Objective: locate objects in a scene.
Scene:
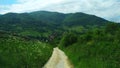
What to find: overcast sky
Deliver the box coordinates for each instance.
[0,0,120,22]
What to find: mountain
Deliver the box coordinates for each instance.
[0,11,109,30]
[30,11,109,27]
[0,11,109,40]
[30,11,66,25]
[63,12,108,26]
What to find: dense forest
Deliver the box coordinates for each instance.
[0,11,120,68]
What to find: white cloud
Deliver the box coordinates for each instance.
[0,0,120,22]
[0,0,65,13]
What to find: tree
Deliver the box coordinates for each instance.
[59,32,78,47]
[105,23,120,34]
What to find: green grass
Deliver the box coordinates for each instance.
[59,26,120,68]
[0,36,53,68]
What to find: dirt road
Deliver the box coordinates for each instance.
[43,47,74,68]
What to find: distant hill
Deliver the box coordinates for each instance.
[63,12,108,26]
[0,11,109,37]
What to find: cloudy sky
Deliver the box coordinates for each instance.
[0,0,120,22]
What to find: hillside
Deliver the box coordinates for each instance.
[0,11,109,44]
[0,11,120,68]
[0,32,53,68]
[0,11,108,34]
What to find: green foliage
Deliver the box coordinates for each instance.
[0,11,108,38]
[105,23,120,34]
[60,23,120,68]
[0,11,120,68]
[0,35,52,68]
[59,32,78,47]
[63,12,108,26]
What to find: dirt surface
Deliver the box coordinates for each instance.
[43,47,74,68]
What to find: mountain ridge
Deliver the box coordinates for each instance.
[0,11,109,27]
[0,11,109,39]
